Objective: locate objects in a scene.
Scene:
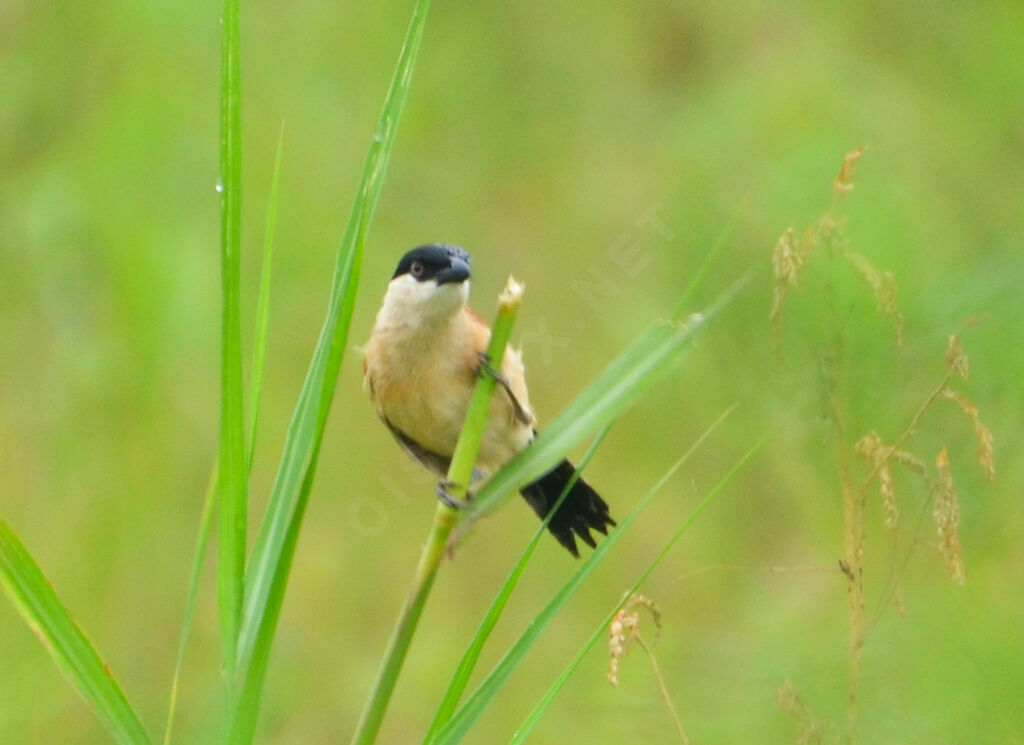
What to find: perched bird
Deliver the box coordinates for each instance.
[363,243,615,555]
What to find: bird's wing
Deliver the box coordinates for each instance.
[381,414,451,477]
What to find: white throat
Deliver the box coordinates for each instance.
[373,275,470,341]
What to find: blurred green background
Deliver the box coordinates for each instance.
[2,1,1022,743]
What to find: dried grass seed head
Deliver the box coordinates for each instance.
[834,145,867,199]
[933,448,965,585]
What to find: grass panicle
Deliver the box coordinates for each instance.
[606,595,688,744]
[833,145,865,199]
[932,448,965,584]
[844,251,904,346]
[772,148,995,743]
[607,595,659,688]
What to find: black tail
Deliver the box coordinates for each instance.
[520,459,615,557]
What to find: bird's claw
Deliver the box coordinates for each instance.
[475,351,505,384]
[475,351,531,425]
[436,479,472,510]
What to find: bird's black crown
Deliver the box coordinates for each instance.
[392,243,472,284]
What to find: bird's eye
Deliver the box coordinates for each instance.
[410,260,425,279]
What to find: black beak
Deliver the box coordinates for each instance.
[436,257,471,285]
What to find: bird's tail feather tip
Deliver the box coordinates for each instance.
[520,458,615,557]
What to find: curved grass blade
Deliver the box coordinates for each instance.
[427,408,740,745]
[162,466,218,745]
[422,425,612,744]
[509,435,762,745]
[0,519,152,745]
[217,0,246,685]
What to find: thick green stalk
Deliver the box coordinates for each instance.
[349,278,524,745]
[423,427,612,743]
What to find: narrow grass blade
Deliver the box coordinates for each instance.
[0,519,152,745]
[246,122,285,474]
[228,2,433,741]
[162,466,218,745]
[509,435,762,745]
[217,0,246,683]
[427,409,739,745]
[422,426,612,744]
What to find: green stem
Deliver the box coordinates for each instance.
[217,0,245,697]
[348,278,524,745]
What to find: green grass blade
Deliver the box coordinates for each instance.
[467,272,751,525]
[162,466,218,745]
[465,323,689,520]
[428,409,739,745]
[422,426,612,744]
[246,122,285,474]
[217,0,246,685]
[0,519,152,745]
[228,3,432,739]
[509,434,762,745]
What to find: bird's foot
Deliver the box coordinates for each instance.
[436,479,472,510]
[475,351,531,425]
[474,350,505,384]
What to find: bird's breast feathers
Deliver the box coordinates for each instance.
[365,306,535,473]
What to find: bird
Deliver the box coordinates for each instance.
[363,243,615,556]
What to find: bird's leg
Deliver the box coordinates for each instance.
[475,350,531,425]
[436,480,471,509]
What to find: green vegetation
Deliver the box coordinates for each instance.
[2,2,1022,744]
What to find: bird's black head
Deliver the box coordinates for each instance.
[392,243,472,285]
